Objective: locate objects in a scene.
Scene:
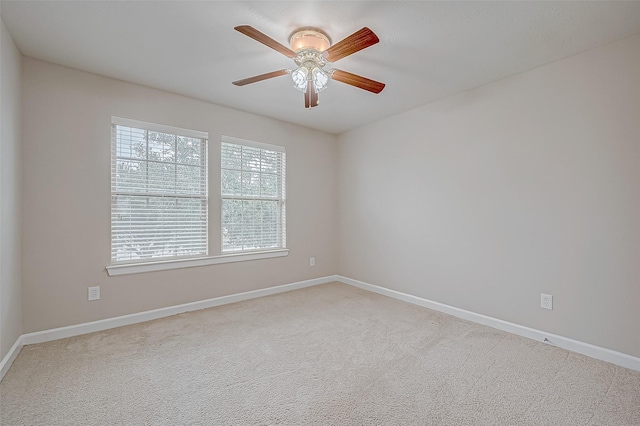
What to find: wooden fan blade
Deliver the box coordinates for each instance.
[323,27,379,63]
[304,82,311,108]
[304,81,319,108]
[232,69,288,86]
[235,25,297,58]
[310,85,319,108]
[331,69,385,94]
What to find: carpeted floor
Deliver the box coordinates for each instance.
[1,282,639,425]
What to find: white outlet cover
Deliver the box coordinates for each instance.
[88,286,100,301]
[541,293,553,310]
[309,257,316,267]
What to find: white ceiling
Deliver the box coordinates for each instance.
[3,1,640,134]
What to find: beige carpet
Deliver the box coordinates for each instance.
[1,282,639,425]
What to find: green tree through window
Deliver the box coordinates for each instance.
[221,137,286,252]
[111,118,208,262]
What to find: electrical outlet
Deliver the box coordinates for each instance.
[541,293,553,310]
[88,286,100,301]
[309,257,316,267]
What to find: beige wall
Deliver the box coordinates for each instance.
[338,34,640,357]
[10,30,640,361]
[21,58,338,333]
[0,17,23,360]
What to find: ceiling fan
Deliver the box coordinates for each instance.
[232,25,385,108]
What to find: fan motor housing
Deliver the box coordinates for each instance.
[289,27,331,52]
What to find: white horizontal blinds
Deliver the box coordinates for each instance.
[221,138,286,252]
[111,120,208,263]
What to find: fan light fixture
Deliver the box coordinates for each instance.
[288,28,332,96]
[232,25,385,109]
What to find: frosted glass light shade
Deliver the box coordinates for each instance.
[291,68,308,92]
[312,67,329,93]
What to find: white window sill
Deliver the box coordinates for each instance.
[106,249,289,277]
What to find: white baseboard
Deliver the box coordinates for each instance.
[0,275,338,381]
[3,274,638,381]
[0,336,25,381]
[336,275,640,372]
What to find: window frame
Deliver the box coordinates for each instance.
[105,122,290,277]
[110,116,209,265]
[220,135,287,254]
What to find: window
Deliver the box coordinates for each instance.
[111,117,208,263]
[221,136,286,252]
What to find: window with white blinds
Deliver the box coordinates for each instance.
[221,136,286,253]
[111,117,208,263]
